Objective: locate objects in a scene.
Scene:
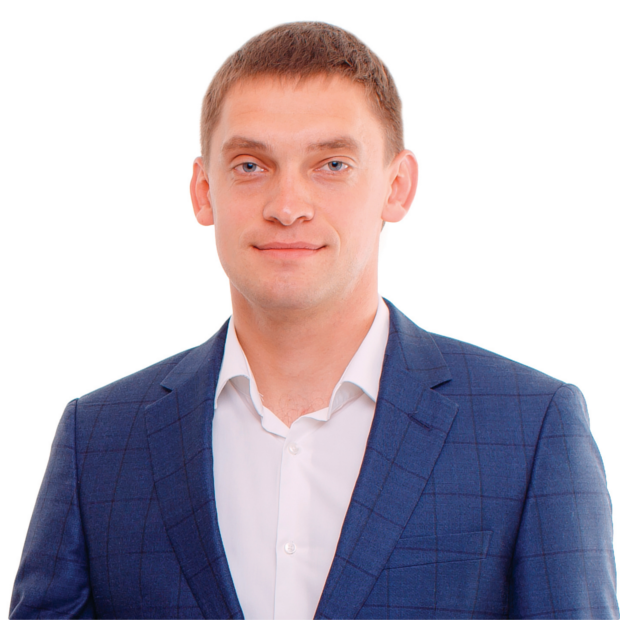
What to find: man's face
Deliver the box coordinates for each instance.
[192,74,416,312]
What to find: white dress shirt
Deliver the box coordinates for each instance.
[212,298,389,620]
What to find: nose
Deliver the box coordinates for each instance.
[263,169,314,226]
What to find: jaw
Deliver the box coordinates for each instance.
[230,266,340,313]
[227,244,379,319]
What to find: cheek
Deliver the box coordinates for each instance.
[327,184,384,245]
[212,200,244,267]
[214,174,268,220]
[211,187,251,241]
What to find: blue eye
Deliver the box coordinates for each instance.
[241,162,258,172]
[327,161,344,171]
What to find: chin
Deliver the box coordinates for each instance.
[237,277,340,313]
[253,289,324,312]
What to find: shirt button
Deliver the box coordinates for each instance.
[284,542,296,554]
[288,443,301,455]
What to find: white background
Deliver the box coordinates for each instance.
[1,1,619,613]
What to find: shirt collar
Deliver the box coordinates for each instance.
[214,297,390,420]
[214,317,261,411]
[336,296,389,404]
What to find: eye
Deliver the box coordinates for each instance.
[323,161,348,172]
[235,161,264,173]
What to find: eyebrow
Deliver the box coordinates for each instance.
[221,137,272,155]
[220,135,362,156]
[305,137,362,154]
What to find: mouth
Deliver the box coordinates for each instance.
[253,241,325,257]
[255,241,324,250]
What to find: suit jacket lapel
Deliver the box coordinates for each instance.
[144,322,243,620]
[315,300,459,619]
[142,301,457,620]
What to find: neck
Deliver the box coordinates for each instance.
[231,281,379,427]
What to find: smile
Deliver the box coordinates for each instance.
[253,242,325,257]
[255,242,324,250]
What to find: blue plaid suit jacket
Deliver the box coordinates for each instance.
[10,300,619,619]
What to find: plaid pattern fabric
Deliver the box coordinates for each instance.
[10,300,618,619]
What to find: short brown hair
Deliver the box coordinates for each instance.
[200,22,403,164]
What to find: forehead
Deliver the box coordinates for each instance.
[211,74,385,157]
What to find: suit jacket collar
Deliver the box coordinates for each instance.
[144,322,243,620]
[145,300,458,619]
[314,299,459,618]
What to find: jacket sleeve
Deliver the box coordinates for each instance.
[509,384,619,619]
[10,400,95,619]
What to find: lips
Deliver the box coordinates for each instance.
[252,241,325,259]
[255,242,324,250]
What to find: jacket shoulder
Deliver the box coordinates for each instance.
[76,346,196,408]
[68,347,202,454]
[70,321,229,447]
[430,332,564,396]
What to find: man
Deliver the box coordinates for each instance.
[9,21,618,620]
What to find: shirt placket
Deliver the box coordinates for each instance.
[273,417,318,620]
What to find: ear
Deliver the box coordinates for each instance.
[381,150,418,223]
[190,156,214,226]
